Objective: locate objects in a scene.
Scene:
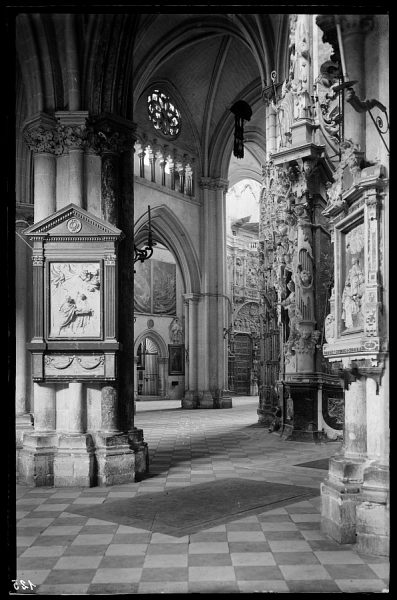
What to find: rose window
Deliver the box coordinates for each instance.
[147,89,181,137]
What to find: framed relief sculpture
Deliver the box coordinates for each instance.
[49,262,101,339]
[23,203,123,381]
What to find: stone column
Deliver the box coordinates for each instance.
[321,376,367,543]
[182,294,199,408]
[197,178,216,408]
[215,180,232,409]
[52,111,96,486]
[15,217,34,452]
[19,114,58,486]
[54,382,95,487]
[90,116,148,483]
[158,358,168,398]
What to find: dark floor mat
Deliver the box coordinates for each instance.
[294,458,329,470]
[67,478,317,537]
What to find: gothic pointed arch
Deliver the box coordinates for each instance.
[134,204,201,296]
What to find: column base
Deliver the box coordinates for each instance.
[182,390,198,409]
[320,478,362,544]
[54,433,96,487]
[18,432,58,487]
[219,393,233,409]
[128,427,149,482]
[281,423,324,442]
[197,390,214,409]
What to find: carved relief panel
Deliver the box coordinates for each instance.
[322,160,387,373]
[24,204,124,381]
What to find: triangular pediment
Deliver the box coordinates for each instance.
[23,204,124,240]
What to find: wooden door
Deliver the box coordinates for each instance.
[234,333,252,395]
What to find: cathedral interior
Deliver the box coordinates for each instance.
[10,9,389,594]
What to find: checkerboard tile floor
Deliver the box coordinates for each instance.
[13,398,389,594]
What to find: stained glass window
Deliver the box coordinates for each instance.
[147,89,181,137]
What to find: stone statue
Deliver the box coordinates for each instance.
[341,257,365,329]
[280,280,301,351]
[169,317,183,343]
[324,313,336,343]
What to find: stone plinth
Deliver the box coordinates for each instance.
[92,429,148,486]
[198,391,214,409]
[356,462,389,556]
[356,501,389,556]
[18,432,58,487]
[54,433,95,487]
[219,392,233,409]
[320,478,362,544]
[182,390,198,409]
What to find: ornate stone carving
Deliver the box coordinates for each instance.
[324,139,366,212]
[57,124,88,151]
[101,154,119,224]
[23,125,63,155]
[324,313,336,344]
[234,302,260,336]
[316,60,342,147]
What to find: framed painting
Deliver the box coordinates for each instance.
[48,261,102,339]
[168,344,185,375]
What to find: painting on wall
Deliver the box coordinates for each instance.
[134,259,176,315]
[134,259,152,313]
[49,262,101,338]
[153,260,176,314]
[168,344,184,375]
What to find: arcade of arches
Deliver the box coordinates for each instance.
[13,12,389,557]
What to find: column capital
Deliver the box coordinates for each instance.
[87,114,137,156]
[338,14,374,37]
[55,110,90,152]
[16,203,34,227]
[23,113,61,155]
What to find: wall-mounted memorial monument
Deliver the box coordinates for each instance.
[23,203,124,382]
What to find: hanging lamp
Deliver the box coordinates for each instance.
[230,100,252,159]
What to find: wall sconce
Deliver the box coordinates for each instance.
[134,205,156,266]
[230,100,252,159]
